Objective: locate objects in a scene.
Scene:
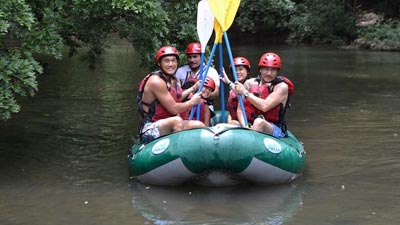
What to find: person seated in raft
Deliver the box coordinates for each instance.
[220,56,252,126]
[137,46,206,144]
[232,52,294,138]
[176,42,220,112]
[190,77,216,126]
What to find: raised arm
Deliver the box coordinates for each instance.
[179,80,200,101]
[146,76,202,115]
[234,81,288,113]
[220,67,233,85]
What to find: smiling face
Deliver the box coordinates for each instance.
[259,66,279,83]
[201,86,213,99]
[159,55,178,76]
[235,65,249,83]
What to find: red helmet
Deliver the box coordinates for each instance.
[230,57,251,71]
[203,77,215,91]
[258,52,281,69]
[155,46,179,63]
[186,42,202,54]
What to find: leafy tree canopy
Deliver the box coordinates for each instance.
[1,0,198,120]
[236,0,295,33]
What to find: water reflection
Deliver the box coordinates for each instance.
[131,182,304,225]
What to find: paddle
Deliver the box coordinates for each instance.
[208,0,240,32]
[215,21,226,123]
[189,18,223,121]
[197,0,215,49]
[189,0,215,120]
[208,0,249,127]
[214,18,224,44]
[218,42,226,123]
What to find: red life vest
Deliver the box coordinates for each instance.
[244,76,294,128]
[227,90,239,120]
[190,98,208,123]
[182,73,200,90]
[137,71,189,122]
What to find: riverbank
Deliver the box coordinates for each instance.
[345,12,400,51]
[230,11,400,52]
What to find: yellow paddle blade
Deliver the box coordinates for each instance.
[208,0,226,30]
[208,0,240,31]
[214,19,223,43]
[224,0,240,30]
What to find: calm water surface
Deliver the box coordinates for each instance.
[1,40,399,225]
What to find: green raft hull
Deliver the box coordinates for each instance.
[128,121,306,186]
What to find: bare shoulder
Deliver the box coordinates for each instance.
[147,75,166,89]
[274,81,289,94]
[145,75,168,98]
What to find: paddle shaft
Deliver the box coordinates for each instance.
[196,54,206,120]
[191,0,214,121]
[218,43,226,123]
[189,44,218,120]
[223,32,249,126]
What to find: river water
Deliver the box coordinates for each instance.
[1,39,399,225]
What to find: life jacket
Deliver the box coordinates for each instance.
[182,71,200,90]
[137,71,189,123]
[181,70,217,109]
[244,76,294,135]
[190,98,207,123]
[227,90,239,120]
[183,92,216,125]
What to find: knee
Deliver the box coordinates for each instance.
[172,116,184,131]
[172,116,183,123]
[192,120,206,128]
[231,120,241,126]
[184,120,205,129]
[252,118,263,131]
[253,118,262,126]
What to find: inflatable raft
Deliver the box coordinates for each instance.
[128,120,306,186]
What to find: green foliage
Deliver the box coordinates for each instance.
[287,0,356,45]
[1,0,199,120]
[1,0,61,120]
[355,21,400,50]
[116,1,198,68]
[236,0,295,33]
[162,1,199,67]
[114,0,170,67]
[0,51,42,120]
